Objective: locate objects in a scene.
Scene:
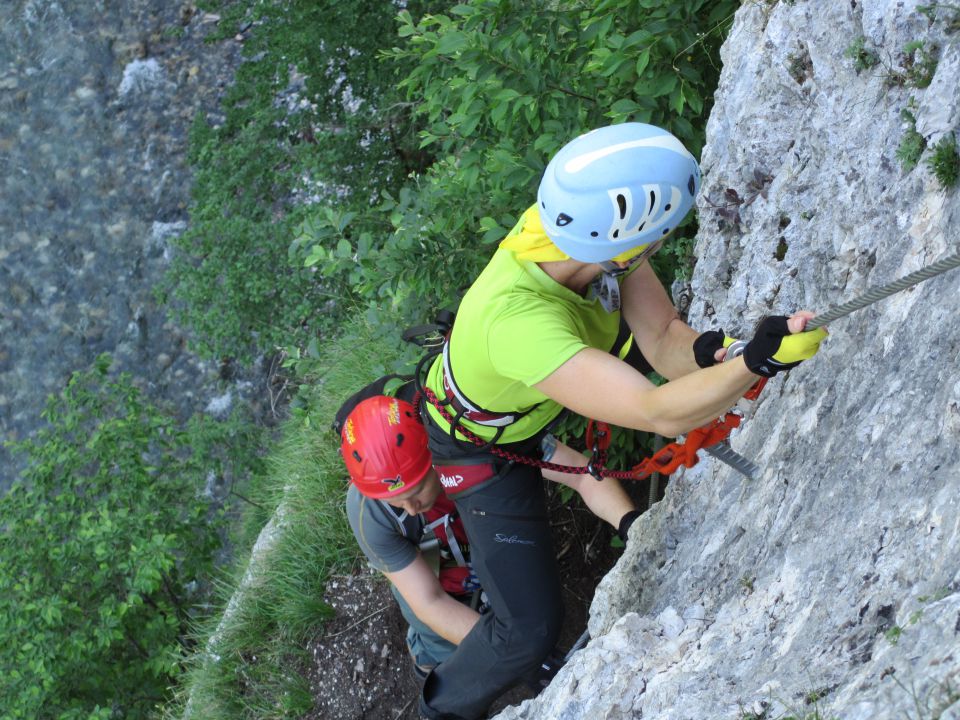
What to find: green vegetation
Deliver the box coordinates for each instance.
[168,0,738,363]
[885,624,904,644]
[738,691,838,720]
[897,107,927,171]
[162,0,441,361]
[926,133,960,188]
[298,0,736,315]
[844,36,881,73]
[163,320,402,720]
[0,355,263,719]
[844,35,939,89]
[900,40,939,88]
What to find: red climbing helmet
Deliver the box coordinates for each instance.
[340,396,433,499]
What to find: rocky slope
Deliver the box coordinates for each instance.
[0,1,251,491]
[497,2,960,718]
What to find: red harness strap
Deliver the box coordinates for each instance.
[422,494,475,596]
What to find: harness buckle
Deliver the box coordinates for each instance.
[587,429,607,481]
[586,456,604,482]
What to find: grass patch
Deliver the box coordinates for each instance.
[162,318,409,719]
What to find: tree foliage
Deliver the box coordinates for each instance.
[297,0,738,327]
[0,355,261,719]
[168,0,737,361]
[163,0,440,360]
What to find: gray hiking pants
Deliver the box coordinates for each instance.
[418,458,563,720]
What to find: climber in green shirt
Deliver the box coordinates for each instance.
[417,123,828,720]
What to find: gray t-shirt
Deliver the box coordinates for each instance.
[346,485,424,573]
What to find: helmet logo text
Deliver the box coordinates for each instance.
[384,475,405,492]
[387,399,401,426]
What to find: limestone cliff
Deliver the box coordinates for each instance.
[497,2,960,718]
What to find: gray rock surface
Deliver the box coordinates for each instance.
[497,2,960,718]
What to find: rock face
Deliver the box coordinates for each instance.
[497,2,960,718]
[0,2,250,491]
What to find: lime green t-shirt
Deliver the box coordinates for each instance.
[425,247,621,443]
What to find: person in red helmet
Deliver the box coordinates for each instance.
[340,393,638,684]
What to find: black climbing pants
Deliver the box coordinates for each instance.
[418,446,564,720]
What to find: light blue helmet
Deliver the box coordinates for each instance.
[536,123,701,263]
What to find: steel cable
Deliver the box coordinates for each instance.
[808,251,960,330]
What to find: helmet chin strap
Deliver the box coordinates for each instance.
[591,240,664,312]
[597,260,629,276]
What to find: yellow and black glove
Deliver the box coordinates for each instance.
[693,330,739,368]
[743,316,827,377]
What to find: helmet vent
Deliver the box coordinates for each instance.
[687,175,696,195]
[648,190,657,212]
[664,203,672,211]
[637,222,645,232]
[352,451,362,462]
[396,433,405,447]
[556,213,573,227]
[613,229,620,238]
[615,194,627,219]
[590,231,599,237]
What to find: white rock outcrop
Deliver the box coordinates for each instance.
[498,2,960,718]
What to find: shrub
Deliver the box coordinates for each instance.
[896,108,927,171]
[162,0,442,361]
[0,354,261,719]
[844,36,881,73]
[926,132,959,187]
[298,0,739,326]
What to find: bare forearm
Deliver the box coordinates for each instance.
[417,594,480,645]
[543,443,636,528]
[536,349,757,439]
[621,263,701,380]
[385,559,481,646]
[638,357,756,436]
[643,316,701,379]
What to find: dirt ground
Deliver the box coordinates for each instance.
[301,479,657,719]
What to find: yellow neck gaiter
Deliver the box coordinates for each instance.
[498,204,569,263]
[499,204,655,265]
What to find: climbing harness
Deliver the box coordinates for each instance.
[381,495,481,599]
[409,311,757,482]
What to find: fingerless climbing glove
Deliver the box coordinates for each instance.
[693,330,739,368]
[742,316,827,378]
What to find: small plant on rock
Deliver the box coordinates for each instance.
[900,40,938,88]
[845,36,880,72]
[926,133,960,188]
[896,108,927,171]
[885,624,903,644]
